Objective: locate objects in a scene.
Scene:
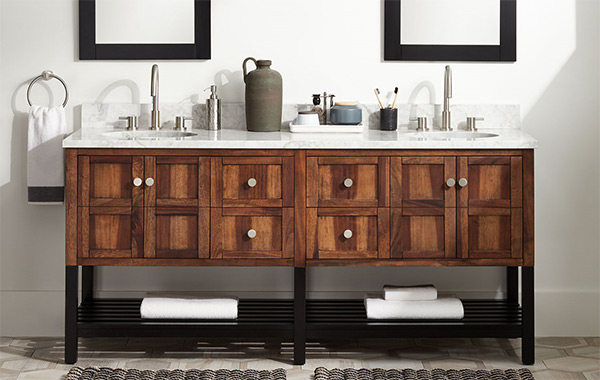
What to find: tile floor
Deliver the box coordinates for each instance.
[0,337,598,380]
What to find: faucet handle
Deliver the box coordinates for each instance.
[410,117,429,132]
[119,116,138,130]
[466,117,484,131]
[174,116,191,131]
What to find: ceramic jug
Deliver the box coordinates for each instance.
[243,57,282,132]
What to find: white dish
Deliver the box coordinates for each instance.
[290,120,363,133]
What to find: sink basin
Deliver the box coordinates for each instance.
[406,131,499,140]
[103,131,198,140]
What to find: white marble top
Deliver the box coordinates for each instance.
[63,127,538,149]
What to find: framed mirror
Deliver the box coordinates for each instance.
[79,0,210,60]
[384,0,516,61]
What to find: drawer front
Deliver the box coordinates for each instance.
[212,157,294,207]
[211,208,293,259]
[307,157,389,208]
[145,207,210,259]
[145,156,210,207]
[78,156,144,207]
[307,208,390,259]
[78,207,143,259]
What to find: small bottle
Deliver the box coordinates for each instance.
[206,85,221,130]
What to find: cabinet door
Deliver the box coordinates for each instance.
[307,157,389,208]
[391,157,456,208]
[457,156,523,259]
[78,156,144,207]
[212,157,294,207]
[307,208,390,259]
[78,207,143,258]
[145,207,210,259]
[144,156,210,207]
[391,208,456,259]
[211,208,293,259]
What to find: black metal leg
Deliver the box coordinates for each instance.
[65,266,79,364]
[82,266,94,302]
[521,266,535,365]
[506,267,518,304]
[293,267,306,365]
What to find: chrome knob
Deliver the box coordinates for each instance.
[343,229,353,239]
[247,229,257,239]
[247,178,257,188]
[343,178,353,188]
[145,177,154,187]
[446,178,456,188]
[133,177,143,187]
[458,178,468,187]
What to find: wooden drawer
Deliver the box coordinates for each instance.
[307,208,390,259]
[211,208,293,259]
[212,157,294,207]
[307,157,389,208]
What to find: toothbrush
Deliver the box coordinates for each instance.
[374,88,384,109]
[391,87,399,109]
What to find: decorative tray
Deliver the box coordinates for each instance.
[289,121,364,133]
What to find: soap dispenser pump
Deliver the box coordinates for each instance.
[205,85,221,130]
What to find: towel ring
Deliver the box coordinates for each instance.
[27,70,69,108]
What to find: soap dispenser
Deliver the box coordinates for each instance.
[205,85,221,130]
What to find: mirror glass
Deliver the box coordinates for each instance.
[95,0,195,44]
[400,0,500,45]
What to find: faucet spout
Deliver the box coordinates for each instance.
[442,65,452,131]
[150,64,160,130]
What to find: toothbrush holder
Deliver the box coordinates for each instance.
[380,108,398,131]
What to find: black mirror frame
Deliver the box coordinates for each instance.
[384,0,516,62]
[79,0,211,60]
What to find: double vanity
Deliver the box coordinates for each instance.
[63,113,536,366]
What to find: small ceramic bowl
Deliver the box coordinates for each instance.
[330,102,362,125]
[296,111,320,126]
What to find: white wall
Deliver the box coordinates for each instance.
[1,0,598,336]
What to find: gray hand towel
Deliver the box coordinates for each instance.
[27,105,67,204]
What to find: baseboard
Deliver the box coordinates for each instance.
[1,290,598,336]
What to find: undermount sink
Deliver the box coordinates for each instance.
[103,131,198,140]
[406,131,499,140]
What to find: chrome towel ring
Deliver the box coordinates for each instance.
[27,70,69,108]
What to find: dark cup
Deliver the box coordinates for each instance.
[380,108,398,131]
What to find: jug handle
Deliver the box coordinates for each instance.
[243,57,257,84]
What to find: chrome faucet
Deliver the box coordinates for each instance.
[442,65,452,131]
[150,64,160,130]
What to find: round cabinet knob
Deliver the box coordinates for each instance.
[458,178,468,187]
[247,229,257,239]
[247,178,257,188]
[145,177,154,187]
[343,229,353,239]
[133,177,143,187]
[446,178,456,188]
[343,178,353,188]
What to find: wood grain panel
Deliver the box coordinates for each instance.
[306,157,319,207]
[511,208,523,259]
[211,157,223,207]
[144,156,156,207]
[378,208,390,259]
[319,157,378,165]
[316,159,378,207]
[78,156,90,207]
[79,258,293,266]
[155,158,199,206]
[307,258,524,267]
[391,208,444,259]
[511,156,523,208]
[294,150,307,266]
[146,207,209,259]
[131,207,143,258]
[460,207,522,260]
[66,150,78,265]
[394,156,454,208]
[523,150,534,266]
[378,157,390,207]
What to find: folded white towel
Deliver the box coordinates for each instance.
[364,294,464,320]
[140,294,239,319]
[27,105,68,204]
[383,284,438,301]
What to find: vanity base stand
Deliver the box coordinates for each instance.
[522,266,535,365]
[294,267,306,365]
[65,266,78,364]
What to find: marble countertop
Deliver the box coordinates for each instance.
[62,127,538,149]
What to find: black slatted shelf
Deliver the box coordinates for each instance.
[78,299,294,338]
[306,299,522,339]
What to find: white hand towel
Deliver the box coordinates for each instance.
[364,294,464,320]
[383,284,438,301]
[27,105,68,204]
[140,294,239,319]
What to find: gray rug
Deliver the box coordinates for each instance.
[314,367,535,380]
[66,367,287,380]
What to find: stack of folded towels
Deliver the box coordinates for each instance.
[140,294,238,319]
[364,284,464,320]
